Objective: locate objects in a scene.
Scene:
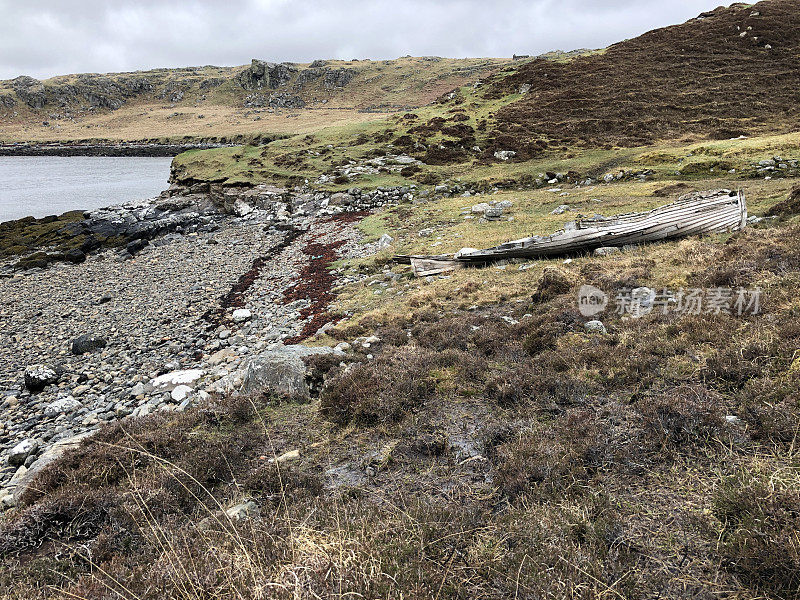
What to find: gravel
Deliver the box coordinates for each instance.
[0,200,375,491]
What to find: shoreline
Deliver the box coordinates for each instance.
[0,182,393,501]
[0,142,230,157]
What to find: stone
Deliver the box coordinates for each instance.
[594,246,620,257]
[225,499,260,521]
[126,238,148,255]
[71,334,107,355]
[471,203,491,214]
[24,364,60,392]
[484,206,503,219]
[232,308,252,323]
[233,199,254,217]
[551,204,570,215]
[208,348,237,366]
[149,369,204,393]
[44,396,82,416]
[171,385,192,402]
[493,150,516,161]
[8,438,38,467]
[376,233,394,249]
[584,320,607,334]
[329,192,353,206]
[65,248,87,264]
[240,345,335,400]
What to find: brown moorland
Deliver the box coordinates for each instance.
[492,0,800,148]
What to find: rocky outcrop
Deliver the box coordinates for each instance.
[7,73,157,111]
[237,60,297,90]
[294,66,357,90]
[323,68,357,89]
[11,76,46,109]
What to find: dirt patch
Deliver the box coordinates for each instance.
[766,185,800,217]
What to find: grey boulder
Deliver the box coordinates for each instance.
[8,439,39,467]
[24,364,61,392]
[71,334,107,355]
[240,345,337,400]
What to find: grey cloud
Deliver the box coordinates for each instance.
[0,0,723,80]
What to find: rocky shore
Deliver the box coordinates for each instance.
[0,142,231,157]
[0,180,401,508]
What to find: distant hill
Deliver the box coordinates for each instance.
[0,57,514,144]
[0,57,512,115]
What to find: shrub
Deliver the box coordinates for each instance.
[711,468,800,597]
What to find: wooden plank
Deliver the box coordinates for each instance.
[397,190,747,268]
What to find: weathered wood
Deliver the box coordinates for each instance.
[398,189,746,276]
[409,257,464,277]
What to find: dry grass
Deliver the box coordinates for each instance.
[0,103,391,144]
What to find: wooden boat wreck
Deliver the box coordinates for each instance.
[396,189,747,277]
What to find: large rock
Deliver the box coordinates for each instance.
[240,345,336,400]
[10,432,93,504]
[149,369,204,393]
[237,59,296,90]
[71,334,107,355]
[44,396,82,416]
[232,308,252,323]
[24,364,61,392]
[8,439,38,467]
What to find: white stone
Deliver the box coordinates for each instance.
[233,199,254,217]
[493,150,516,161]
[226,499,260,521]
[8,439,38,466]
[232,308,252,323]
[376,233,394,249]
[149,369,204,392]
[44,396,82,416]
[171,385,192,402]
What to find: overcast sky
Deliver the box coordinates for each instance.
[1,0,723,80]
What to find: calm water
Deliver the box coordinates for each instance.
[0,156,173,222]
